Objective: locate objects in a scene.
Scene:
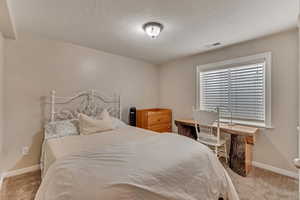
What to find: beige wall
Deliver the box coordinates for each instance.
[298,15,300,161]
[159,29,299,172]
[0,32,4,173]
[2,30,299,173]
[3,36,160,171]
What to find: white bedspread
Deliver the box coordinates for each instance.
[36,127,239,200]
[41,127,153,176]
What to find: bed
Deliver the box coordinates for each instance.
[35,90,239,200]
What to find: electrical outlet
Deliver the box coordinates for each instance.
[22,146,29,155]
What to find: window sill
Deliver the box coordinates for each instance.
[220,119,273,129]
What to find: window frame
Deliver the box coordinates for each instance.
[195,52,272,128]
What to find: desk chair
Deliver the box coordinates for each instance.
[192,108,228,163]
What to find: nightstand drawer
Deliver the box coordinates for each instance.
[149,123,172,133]
[136,108,172,132]
[148,113,171,125]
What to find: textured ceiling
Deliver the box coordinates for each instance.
[8,0,299,64]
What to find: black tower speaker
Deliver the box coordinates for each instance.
[129,107,136,126]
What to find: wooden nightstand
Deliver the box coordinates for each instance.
[136,108,172,133]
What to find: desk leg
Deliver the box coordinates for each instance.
[229,135,254,177]
[245,136,254,175]
[229,135,246,177]
[176,123,197,140]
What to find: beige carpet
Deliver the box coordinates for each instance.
[0,167,298,200]
[226,167,298,200]
[0,170,41,200]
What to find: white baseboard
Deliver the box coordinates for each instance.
[0,173,4,190]
[252,161,298,179]
[2,164,41,179]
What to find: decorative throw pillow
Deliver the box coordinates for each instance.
[44,120,79,140]
[95,109,127,128]
[111,117,128,129]
[79,110,114,135]
[99,109,111,120]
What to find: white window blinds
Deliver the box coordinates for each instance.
[199,62,265,123]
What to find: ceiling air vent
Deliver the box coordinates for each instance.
[205,42,222,48]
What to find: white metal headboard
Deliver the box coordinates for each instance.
[45,90,121,122]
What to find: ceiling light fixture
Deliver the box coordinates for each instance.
[143,22,164,39]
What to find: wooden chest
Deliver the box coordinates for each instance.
[136,108,172,133]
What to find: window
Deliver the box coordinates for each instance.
[196,53,271,127]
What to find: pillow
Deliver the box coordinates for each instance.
[99,109,111,120]
[79,110,114,135]
[111,117,128,129]
[98,110,127,128]
[44,120,79,140]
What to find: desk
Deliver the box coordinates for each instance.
[175,119,259,177]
